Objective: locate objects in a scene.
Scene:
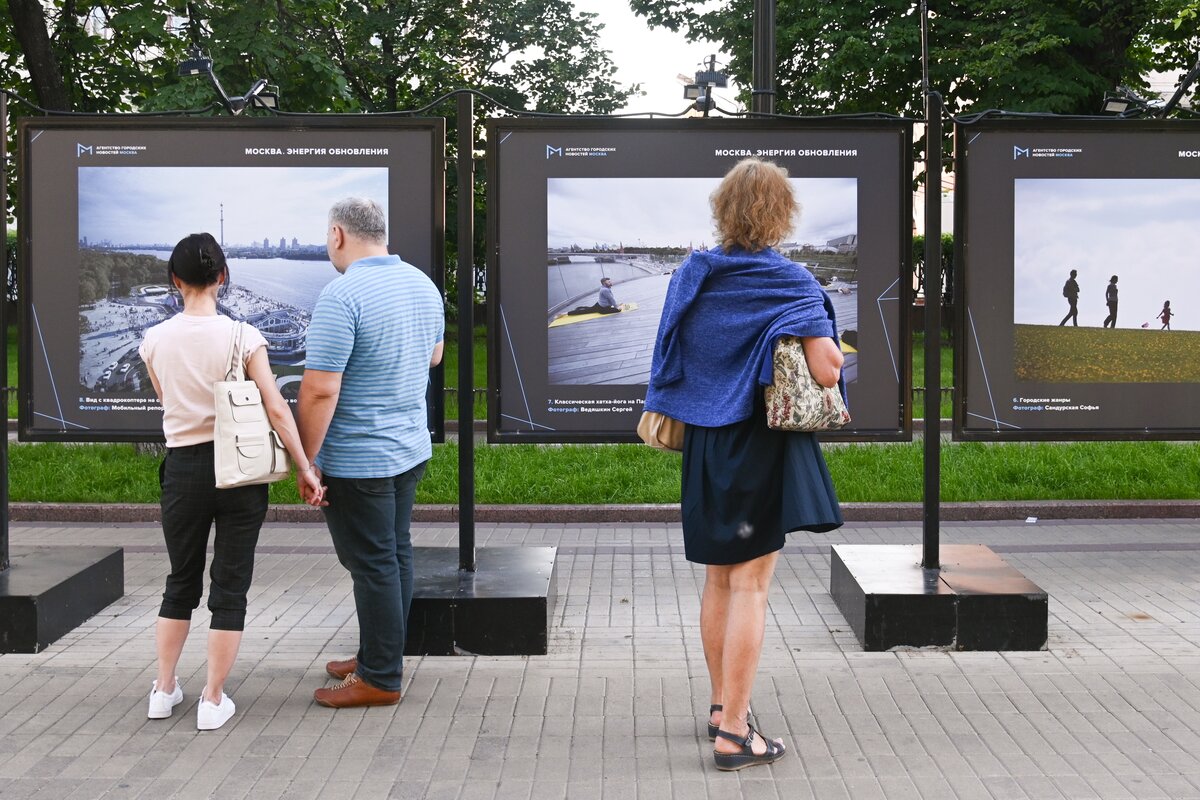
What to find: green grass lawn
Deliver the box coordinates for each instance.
[1014,323,1200,382]
[11,439,1200,505]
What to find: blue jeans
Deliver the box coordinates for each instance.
[321,461,427,692]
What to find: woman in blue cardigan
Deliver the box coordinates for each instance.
[645,158,844,771]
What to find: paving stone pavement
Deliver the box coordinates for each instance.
[1,518,1199,799]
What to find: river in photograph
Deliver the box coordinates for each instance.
[227,258,335,312]
[121,250,335,312]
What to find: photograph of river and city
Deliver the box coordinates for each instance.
[77,166,387,400]
[1012,178,1200,382]
[546,177,859,385]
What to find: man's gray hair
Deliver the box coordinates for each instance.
[329,197,387,244]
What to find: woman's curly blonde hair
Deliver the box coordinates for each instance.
[710,158,799,252]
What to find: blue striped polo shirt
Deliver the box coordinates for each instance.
[306,254,444,478]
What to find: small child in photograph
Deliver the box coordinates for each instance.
[1158,300,1173,330]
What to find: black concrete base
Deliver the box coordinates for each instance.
[830,544,1047,651]
[405,546,557,656]
[0,546,125,653]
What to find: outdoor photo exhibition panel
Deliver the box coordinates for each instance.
[954,119,1200,440]
[487,118,912,443]
[18,117,445,442]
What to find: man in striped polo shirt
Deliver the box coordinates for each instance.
[298,197,444,708]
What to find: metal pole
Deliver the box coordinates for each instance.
[922,93,942,570]
[1,90,10,571]
[702,54,715,118]
[752,0,777,114]
[920,0,941,570]
[456,91,476,572]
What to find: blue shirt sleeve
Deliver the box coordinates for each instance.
[306,291,355,373]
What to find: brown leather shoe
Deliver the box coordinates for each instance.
[325,657,357,680]
[313,672,400,708]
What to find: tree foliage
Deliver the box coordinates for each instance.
[1175,1,1200,28]
[630,0,1199,118]
[3,1,633,114]
[77,249,162,304]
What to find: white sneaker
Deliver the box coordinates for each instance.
[196,690,235,731]
[147,678,183,719]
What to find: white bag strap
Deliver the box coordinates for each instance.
[224,321,245,382]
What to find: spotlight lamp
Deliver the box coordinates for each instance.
[177,48,213,78]
[1100,85,1152,117]
[177,46,275,116]
[253,86,280,110]
[684,54,727,116]
[1101,94,1131,115]
[694,70,728,89]
[1101,58,1199,119]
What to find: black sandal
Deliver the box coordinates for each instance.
[713,724,786,771]
[708,702,754,740]
[707,704,722,740]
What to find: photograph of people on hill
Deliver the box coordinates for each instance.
[1012,178,1200,382]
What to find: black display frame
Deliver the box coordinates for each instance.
[486,116,914,444]
[17,115,446,443]
[953,116,1200,441]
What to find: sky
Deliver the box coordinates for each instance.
[1013,179,1200,330]
[78,167,387,247]
[547,177,857,251]
[570,1,738,115]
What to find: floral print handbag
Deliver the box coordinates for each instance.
[764,335,851,432]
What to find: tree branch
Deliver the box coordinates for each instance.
[5,0,72,110]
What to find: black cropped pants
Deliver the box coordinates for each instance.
[158,442,268,631]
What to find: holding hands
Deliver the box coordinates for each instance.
[298,465,328,507]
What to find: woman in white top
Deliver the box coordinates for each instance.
[138,233,324,730]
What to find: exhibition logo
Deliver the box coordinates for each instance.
[1013,145,1081,159]
[545,144,615,159]
[75,142,147,157]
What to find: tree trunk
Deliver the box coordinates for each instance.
[5,0,72,111]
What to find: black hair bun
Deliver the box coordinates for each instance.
[198,245,223,282]
[169,232,227,288]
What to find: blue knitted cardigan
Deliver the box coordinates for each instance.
[644,246,839,428]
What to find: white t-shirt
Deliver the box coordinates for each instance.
[139,314,268,447]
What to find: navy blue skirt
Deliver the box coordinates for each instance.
[681,408,843,565]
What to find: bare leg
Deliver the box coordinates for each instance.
[715,551,782,756]
[155,617,190,692]
[203,630,243,702]
[701,565,732,729]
